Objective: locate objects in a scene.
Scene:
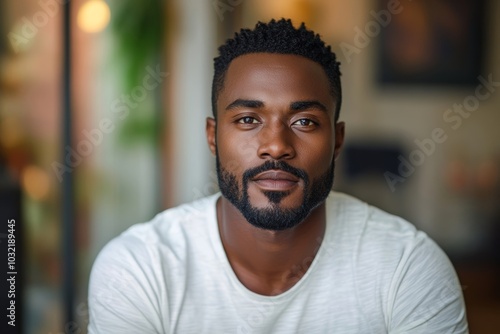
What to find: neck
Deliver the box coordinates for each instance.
[216,196,327,296]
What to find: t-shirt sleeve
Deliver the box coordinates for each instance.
[387,234,468,333]
[87,234,166,334]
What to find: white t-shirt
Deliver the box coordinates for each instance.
[88,192,468,333]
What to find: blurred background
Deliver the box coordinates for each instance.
[0,0,499,333]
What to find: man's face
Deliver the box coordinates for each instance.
[207,53,344,230]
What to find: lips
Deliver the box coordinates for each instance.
[252,170,300,191]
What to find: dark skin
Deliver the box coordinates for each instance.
[206,53,345,296]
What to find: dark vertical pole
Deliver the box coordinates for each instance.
[62,0,74,328]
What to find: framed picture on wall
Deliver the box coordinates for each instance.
[377,0,486,85]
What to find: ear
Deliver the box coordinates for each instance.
[206,117,217,156]
[334,121,345,160]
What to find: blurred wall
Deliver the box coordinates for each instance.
[163,0,217,208]
[328,0,500,252]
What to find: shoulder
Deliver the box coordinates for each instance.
[327,191,453,278]
[88,194,220,333]
[327,191,427,254]
[326,192,467,332]
[99,193,219,258]
[90,193,219,289]
[92,193,219,272]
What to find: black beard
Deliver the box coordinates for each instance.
[216,156,335,231]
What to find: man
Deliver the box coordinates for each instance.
[89,19,468,333]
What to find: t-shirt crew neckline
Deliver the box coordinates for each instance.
[207,192,332,304]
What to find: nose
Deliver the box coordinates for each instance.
[257,122,296,160]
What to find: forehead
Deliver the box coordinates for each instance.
[219,53,334,111]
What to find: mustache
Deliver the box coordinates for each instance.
[242,160,309,184]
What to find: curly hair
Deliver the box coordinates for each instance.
[212,18,342,121]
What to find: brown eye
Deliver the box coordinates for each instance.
[238,117,258,124]
[292,119,315,127]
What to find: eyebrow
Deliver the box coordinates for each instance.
[225,99,328,112]
[290,100,328,112]
[225,99,264,110]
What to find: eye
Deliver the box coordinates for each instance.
[292,118,316,127]
[237,116,259,124]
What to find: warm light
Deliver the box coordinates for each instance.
[77,0,111,33]
[21,166,51,201]
[254,0,314,27]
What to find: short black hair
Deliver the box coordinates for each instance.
[212,18,342,122]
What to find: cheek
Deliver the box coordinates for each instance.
[217,131,258,176]
[297,138,335,174]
